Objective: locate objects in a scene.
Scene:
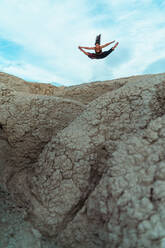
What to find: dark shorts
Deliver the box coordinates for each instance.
[88,48,114,60]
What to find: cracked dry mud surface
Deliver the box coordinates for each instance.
[1,72,165,248]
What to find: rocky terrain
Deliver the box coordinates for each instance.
[1,71,165,248]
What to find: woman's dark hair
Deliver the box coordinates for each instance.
[95,34,101,45]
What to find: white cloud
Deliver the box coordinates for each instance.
[102,0,165,78]
[0,0,164,85]
[0,57,66,84]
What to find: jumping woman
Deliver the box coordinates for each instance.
[78,34,119,59]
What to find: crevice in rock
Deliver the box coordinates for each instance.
[6,166,33,200]
[151,82,165,118]
[55,145,110,237]
[55,171,103,237]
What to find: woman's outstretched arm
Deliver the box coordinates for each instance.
[101,40,115,49]
[79,46,95,50]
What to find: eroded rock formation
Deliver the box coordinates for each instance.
[1,72,165,248]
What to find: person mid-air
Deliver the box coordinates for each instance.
[78,34,119,59]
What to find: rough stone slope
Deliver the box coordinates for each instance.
[0,72,59,96]
[1,71,151,104]
[1,72,165,248]
[0,83,85,192]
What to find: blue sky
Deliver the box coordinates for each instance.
[0,0,165,86]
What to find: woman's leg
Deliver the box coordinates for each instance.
[97,42,119,59]
[112,42,119,50]
[98,48,113,59]
[79,47,90,56]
